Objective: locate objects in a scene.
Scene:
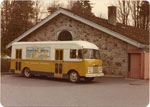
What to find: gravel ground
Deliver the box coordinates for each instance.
[1,75,149,107]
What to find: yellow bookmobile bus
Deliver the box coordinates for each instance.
[10,41,104,82]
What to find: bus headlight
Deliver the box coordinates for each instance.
[88,67,93,73]
[88,66,102,73]
[98,67,102,72]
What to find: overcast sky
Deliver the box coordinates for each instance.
[41,0,117,19]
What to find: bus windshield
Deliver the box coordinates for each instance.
[78,49,101,59]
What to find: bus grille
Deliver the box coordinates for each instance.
[93,66,98,73]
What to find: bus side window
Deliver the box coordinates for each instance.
[16,49,19,59]
[55,50,59,60]
[60,50,63,60]
[16,49,22,59]
[19,50,22,59]
[70,50,76,58]
[55,63,58,73]
[78,50,82,58]
[55,49,63,60]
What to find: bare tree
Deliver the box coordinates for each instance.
[129,0,142,28]
[1,0,11,54]
[47,0,64,14]
[67,0,75,9]
[129,0,149,30]
[34,0,42,24]
[116,0,131,25]
[1,0,11,38]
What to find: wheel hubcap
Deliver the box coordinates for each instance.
[70,72,78,82]
[25,69,30,77]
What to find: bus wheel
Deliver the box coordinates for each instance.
[69,71,80,83]
[24,68,31,78]
[84,77,94,82]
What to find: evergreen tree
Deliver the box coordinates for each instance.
[47,0,64,14]
[130,0,149,30]
[1,1,35,54]
[139,1,149,30]
[71,0,94,18]
[34,0,42,24]
[83,0,94,17]
[7,1,35,44]
[1,0,11,54]
[1,0,11,37]
[47,0,94,18]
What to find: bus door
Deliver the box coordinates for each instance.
[15,49,22,73]
[55,49,63,78]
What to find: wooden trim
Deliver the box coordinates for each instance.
[128,49,143,53]
[140,52,144,78]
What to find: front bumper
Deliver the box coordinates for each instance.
[85,73,104,77]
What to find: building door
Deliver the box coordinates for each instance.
[55,49,63,78]
[129,53,141,78]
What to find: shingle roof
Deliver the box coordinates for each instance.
[62,8,149,45]
[6,8,149,48]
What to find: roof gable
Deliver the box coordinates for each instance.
[6,8,149,48]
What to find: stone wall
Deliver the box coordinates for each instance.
[25,14,128,77]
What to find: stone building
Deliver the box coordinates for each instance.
[7,7,149,79]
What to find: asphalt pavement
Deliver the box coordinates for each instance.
[1,75,149,107]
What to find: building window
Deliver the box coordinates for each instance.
[58,30,72,41]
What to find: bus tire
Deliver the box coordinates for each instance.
[84,77,94,82]
[68,71,80,83]
[23,68,31,78]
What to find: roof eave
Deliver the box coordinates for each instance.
[139,44,150,49]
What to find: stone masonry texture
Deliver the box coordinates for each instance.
[24,14,128,77]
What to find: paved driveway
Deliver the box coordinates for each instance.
[1,75,149,107]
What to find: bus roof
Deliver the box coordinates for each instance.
[12,41,99,50]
